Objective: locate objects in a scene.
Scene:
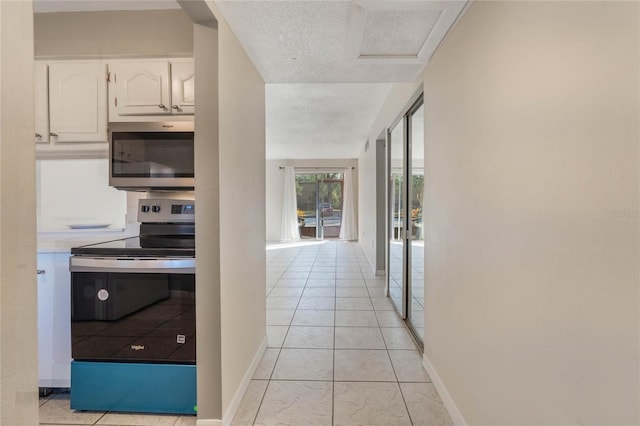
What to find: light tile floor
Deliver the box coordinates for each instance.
[39,240,451,426]
[38,391,196,426]
[237,240,452,426]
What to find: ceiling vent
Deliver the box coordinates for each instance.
[349,0,465,64]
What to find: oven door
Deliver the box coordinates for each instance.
[70,257,195,364]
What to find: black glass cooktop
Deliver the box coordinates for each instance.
[71,236,195,257]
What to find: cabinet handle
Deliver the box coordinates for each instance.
[49,132,58,137]
[172,105,180,110]
[35,133,42,138]
[37,269,45,275]
[158,104,166,110]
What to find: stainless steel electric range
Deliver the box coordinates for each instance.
[69,199,196,415]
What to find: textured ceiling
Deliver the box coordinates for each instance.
[215,1,466,83]
[266,84,393,159]
[359,9,440,57]
[33,0,467,160]
[215,0,466,159]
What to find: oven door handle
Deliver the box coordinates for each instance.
[69,257,195,274]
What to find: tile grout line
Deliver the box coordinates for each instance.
[372,244,416,426]
[254,248,308,425]
[331,243,337,426]
[264,242,421,426]
[92,410,108,425]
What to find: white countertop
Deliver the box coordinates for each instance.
[37,228,135,253]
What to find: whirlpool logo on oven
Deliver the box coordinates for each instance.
[131,345,145,351]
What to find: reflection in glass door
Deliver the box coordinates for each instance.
[296,173,344,239]
[388,121,405,317]
[387,94,424,348]
[408,102,424,340]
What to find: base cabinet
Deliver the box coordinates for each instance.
[38,252,71,388]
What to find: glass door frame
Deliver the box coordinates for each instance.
[387,116,407,319]
[386,92,424,349]
[318,176,344,240]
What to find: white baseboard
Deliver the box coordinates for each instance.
[196,420,223,426]
[422,354,467,426]
[222,336,268,426]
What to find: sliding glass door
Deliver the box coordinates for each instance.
[319,177,343,238]
[296,173,344,239]
[387,94,424,347]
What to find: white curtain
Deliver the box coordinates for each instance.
[339,168,358,240]
[280,166,300,241]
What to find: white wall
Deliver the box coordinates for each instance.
[266,159,358,242]
[0,1,39,424]
[357,138,379,272]
[191,16,222,423]
[34,9,193,58]
[36,159,126,231]
[213,2,267,422]
[190,5,267,419]
[420,1,639,424]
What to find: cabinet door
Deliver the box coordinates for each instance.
[170,61,194,115]
[49,62,107,143]
[38,252,72,388]
[110,61,171,116]
[34,62,49,144]
[37,254,54,386]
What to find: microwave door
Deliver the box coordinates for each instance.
[109,122,194,190]
[149,162,177,176]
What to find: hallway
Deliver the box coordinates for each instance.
[232,240,451,425]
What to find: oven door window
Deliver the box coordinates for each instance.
[71,272,195,363]
[111,132,194,178]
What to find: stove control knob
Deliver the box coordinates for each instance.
[141,205,150,213]
[152,205,161,213]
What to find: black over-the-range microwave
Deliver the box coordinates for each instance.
[109,122,195,191]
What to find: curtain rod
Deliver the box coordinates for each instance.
[279,166,355,170]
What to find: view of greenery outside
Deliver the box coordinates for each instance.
[295,173,344,238]
[411,174,423,214]
[296,173,343,217]
[391,173,424,239]
[392,174,423,216]
[391,174,402,216]
[411,173,424,240]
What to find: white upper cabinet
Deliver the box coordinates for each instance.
[170,60,195,115]
[109,61,172,117]
[48,62,108,143]
[34,62,49,144]
[108,59,194,121]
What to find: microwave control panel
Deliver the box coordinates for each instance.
[138,199,195,223]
